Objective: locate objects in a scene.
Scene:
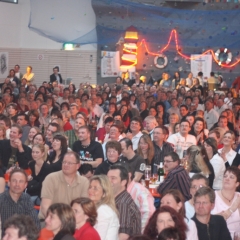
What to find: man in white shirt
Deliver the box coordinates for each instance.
[126,117,143,151]
[214,99,228,115]
[204,98,219,130]
[91,94,104,118]
[167,119,196,158]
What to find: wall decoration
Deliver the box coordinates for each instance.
[101,51,120,77]
[215,48,232,65]
[0,52,8,78]
[154,54,168,69]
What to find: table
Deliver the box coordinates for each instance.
[149,183,161,198]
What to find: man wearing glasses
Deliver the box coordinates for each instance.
[39,152,89,221]
[192,187,231,240]
[157,152,191,201]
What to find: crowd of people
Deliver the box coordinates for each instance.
[0,65,240,240]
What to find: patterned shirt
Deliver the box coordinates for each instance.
[65,129,78,149]
[115,190,141,236]
[157,165,191,201]
[0,191,40,233]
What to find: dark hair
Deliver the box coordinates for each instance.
[79,164,93,175]
[109,164,129,187]
[48,122,60,132]
[46,203,75,235]
[0,115,11,128]
[63,88,70,93]
[158,227,180,240]
[129,235,151,240]
[224,166,240,183]
[51,109,63,120]
[33,133,46,144]
[10,168,27,182]
[104,116,114,125]
[144,206,187,240]
[130,116,143,131]
[17,113,29,123]
[179,104,188,111]
[106,140,121,155]
[204,137,218,156]
[164,152,180,163]
[11,124,23,135]
[60,102,70,110]
[49,135,68,163]
[71,198,97,226]
[118,105,130,122]
[190,173,209,186]
[194,186,215,204]
[120,137,133,149]
[4,215,39,240]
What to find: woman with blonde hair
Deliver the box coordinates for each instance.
[88,175,119,240]
[185,145,214,188]
[165,113,179,136]
[61,110,73,132]
[0,125,6,140]
[137,134,154,166]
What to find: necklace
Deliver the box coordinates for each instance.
[81,143,90,148]
[221,190,234,203]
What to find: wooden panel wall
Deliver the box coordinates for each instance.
[0,48,97,87]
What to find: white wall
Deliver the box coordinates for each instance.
[0,0,97,50]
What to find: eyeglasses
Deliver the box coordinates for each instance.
[163,160,174,163]
[190,185,204,190]
[62,161,78,166]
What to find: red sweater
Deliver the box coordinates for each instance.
[74,222,100,240]
[63,121,73,131]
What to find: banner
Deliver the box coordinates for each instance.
[0,52,8,79]
[190,54,212,79]
[101,51,120,78]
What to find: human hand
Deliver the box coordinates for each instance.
[231,195,240,212]
[126,132,133,140]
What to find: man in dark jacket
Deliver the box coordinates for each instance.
[50,67,63,84]
[0,124,32,171]
[192,187,231,240]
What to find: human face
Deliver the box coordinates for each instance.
[153,128,164,143]
[130,120,141,133]
[88,180,104,204]
[223,171,239,190]
[26,67,32,74]
[120,141,129,157]
[180,122,190,136]
[149,108,157,116]
[46,126,57,139]
[70,106,78,117]
[194,195,214,217]
[106,147,119,163]
[109,126,120,140]
[32,146,44,161]
[218,118,228,129]
[72,203,88,227]
[105,122,113,133]
[28,128,38,141]
[208,133,218,143]
[9,127,21,141]
[171,99,178,108]
[222,133,234,147]
[52,139,61,151]
[120,106,127,115]
[40,105,49,115]
[17,116,27,127]
[161,194,182,213]
[74,118,85,131]
[194,121,203,133]
[0,120,7,128]
[62,154,80,175]
[203,142,213,156]
[8,172,27,196]
[7,106,17,116]
[186,116,194,127]
[33,134,44,145]
[139,138,149,152]
[180,107,188,117]
[190,179,208,198]
[174,124,180,133]
[63,90,70,99]
[156,212,175,234]
[163,156,178,172]
[145,120,155,132]
[169,115,177,124]
[107,169,125,196]
[157,105,163,113]
[45,212,62,235]
[205,101,213,112]
[3,227,26,240]
[78,128,90,142]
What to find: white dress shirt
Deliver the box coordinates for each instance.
[218,148,237,166]
[204,108,219,129]
[132,131,143,151]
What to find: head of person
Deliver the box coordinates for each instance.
[52,134,68,156]
[179,119,191,136]
[144,206,186,240]
[7,103,18,117]
[203,137,218,158]
[46,122,59,141]
[45,203,75,236]
[3,215,39,240]
[186,115,195,127]
[104,117,114,133]
[27,127,40,143]
[16,114,29,127]
[88,175,117,212]
[109,125,121,140]
[148,107,157,117]
[69,103,79,117]
[222,166,240,191]
[60,102,70,111]
[62,152,80,176]
[107,164,129,197]
[157,227,181,240]
[71,198,97,229]
[153,126,167,144]
[173,123,180,134]
[190,173,209,200]
[32,133,46,145]
[26,66,32,74]
[144,116,158,132]
[192,117,205,134]
[32,144,45,162]
[179,105,188,118]
[50,110,63,121]
[9,168,28,196]
[137,134,154,162]
[193,187,215,217]
[10,124,23,142]
[163,152,180,172]
[161,189,185,217]
[79,164,93,179]
[208,129,221,144]
[28,110,39,124]
[106,140,121,163]
[119,138,134,157]
[204,98,214,112]
[130,116,143,133]
[218,116,228,129]
[222,130,235,148]
[168,113,179,125]
[78,126,91,142]
[74,117,86,131]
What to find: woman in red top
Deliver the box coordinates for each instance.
[71,197,100,240]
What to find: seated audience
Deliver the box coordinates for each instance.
[78,163,93,179]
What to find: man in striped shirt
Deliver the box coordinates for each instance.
[157,152,191,201]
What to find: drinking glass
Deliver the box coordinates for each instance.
[144,165,151,188]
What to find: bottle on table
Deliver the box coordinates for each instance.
[158,161,164,183]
